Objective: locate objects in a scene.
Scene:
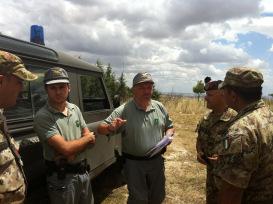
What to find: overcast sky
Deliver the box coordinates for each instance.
[1,0,273,95]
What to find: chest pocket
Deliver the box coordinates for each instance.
[0,133,24,193]
[0,139,15,171]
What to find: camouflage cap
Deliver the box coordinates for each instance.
[0,50,37,81]
[44,67,70,85]
[219,67,263,89]
[133,72,154,87]
[204,80,222,91]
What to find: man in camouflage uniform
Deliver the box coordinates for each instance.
[0,50,37,203]
[196,80,236,204]
[214,67,273,203]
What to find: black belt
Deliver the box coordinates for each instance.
[122,152,162,161]
[45,159,90,176]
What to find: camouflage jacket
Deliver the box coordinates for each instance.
[213,100,273,203]
[196,108,237,164]
[0,112,25,194]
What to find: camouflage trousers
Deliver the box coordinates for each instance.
[206,166,218,204]
[0,184,25,204]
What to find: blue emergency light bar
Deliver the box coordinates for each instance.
[30,25,45,45]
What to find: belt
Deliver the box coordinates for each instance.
[122,152,162,161]
[45,159,90,175]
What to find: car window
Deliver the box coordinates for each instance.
[4,65,47,122]
[80,75,110,111]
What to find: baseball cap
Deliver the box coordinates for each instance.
[44,67,70,85]
[219,67,263,89]
[132,72,154,87]
[0,50,37,81]
[204,80,222,91]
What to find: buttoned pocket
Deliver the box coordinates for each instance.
[0,146,24,193]
[0,142,14,168]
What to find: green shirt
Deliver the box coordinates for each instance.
[104,99,173,156]
[34,102,87,163]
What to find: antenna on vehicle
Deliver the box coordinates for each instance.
[30,25,45,45]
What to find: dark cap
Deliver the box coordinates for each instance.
[204,80,222,91]
[0,50,37,81]
[44,67,70,85]
[132,72,154,87]
[219,67,263,89]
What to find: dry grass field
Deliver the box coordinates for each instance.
[93,96,208,204]
[92,96,273,204]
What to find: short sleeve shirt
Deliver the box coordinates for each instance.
[34,102,87,163]
[213,100,273,202]
[104,99,173,156]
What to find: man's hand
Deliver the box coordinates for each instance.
[83,131,96,144]
[166,129,174,138]
[97,118,127,135]
[208,154,218,161]
[108,118,127,132]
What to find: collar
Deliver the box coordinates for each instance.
[237,99,265,117]
[204,108,236,122]
[219,108,237,121]
[46,101,74,116]
[133,99,155,112]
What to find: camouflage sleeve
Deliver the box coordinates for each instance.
[214,123,259,189]
[196,115,208,154]
[195,120,203,154]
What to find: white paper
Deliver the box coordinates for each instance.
[145,134,173,157]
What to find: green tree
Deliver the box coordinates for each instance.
[152,85,161,100]
[103,63,119,99]
[193,80,205,101]
[117,72,128,101]
[96,59,104,71]
[96,59,161,102]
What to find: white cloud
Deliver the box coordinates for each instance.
[0,0,273,94]
[269,44,273,52]
[260,0,273,13]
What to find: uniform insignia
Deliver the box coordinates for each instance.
[75,120,80,127]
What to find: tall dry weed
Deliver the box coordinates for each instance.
[161,96,207,115]
[264,98,273,110]
[161,96,207,204]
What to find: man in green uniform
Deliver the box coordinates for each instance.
[0,50,37,203]
[215,67,273,203]
[97,72,174,204]
[34,67,95,204]
[196,79,236,204]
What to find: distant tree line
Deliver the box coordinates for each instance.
[96,59,161,103]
